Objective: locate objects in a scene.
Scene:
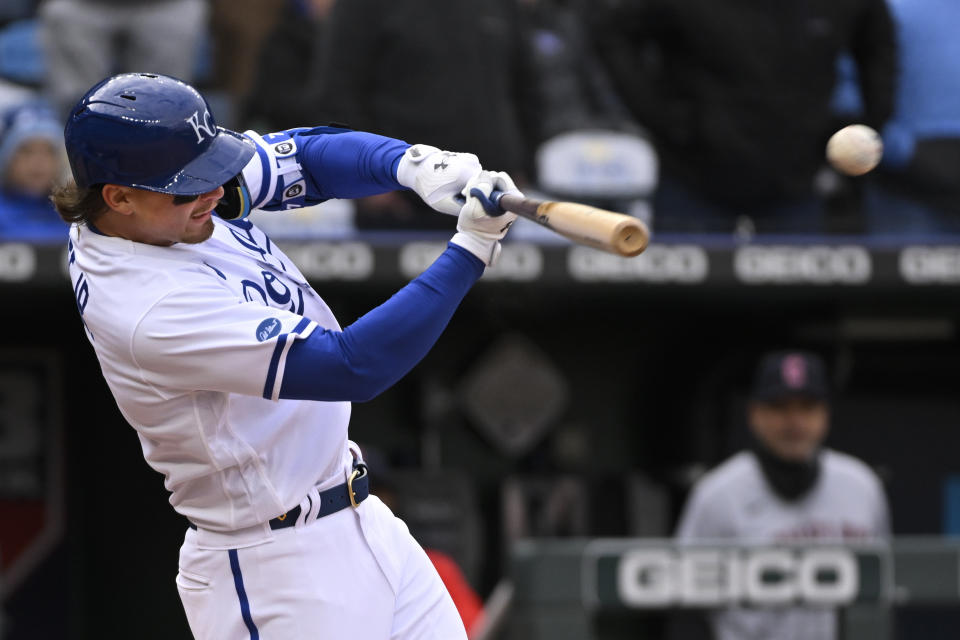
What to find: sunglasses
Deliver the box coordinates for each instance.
[168,173,249,219]
[172,193,201,205]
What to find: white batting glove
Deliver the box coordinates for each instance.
[396,144,483,215]
[451,171,520,266]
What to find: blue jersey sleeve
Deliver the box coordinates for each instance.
[279,244,484,402]
[243,126,410,211]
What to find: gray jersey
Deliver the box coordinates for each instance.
[676,449,890,640]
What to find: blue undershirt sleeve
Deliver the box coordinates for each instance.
[297,130,409,200]
[279,243,484,402]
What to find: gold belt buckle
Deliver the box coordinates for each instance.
[348,463,367,508]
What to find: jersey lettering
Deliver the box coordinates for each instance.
[203,262,227,280]
[73,272,88,315]
[241,270,304,314]
[71,269,94,340]
[226,220,289,272]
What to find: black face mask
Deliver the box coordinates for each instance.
[750,437,822,502]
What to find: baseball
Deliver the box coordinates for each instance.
[825,124,883,176]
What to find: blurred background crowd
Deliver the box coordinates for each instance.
[1,0,959,239]
[2,1,960,639]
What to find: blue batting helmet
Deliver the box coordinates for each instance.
[63,73,255,196]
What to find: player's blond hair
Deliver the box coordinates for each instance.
[50,180,107,225]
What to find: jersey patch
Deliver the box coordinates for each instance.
[281,180,306,208]
[256,318,283,342]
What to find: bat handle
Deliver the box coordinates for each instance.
[468,187,508,216]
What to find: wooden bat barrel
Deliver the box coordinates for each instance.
[496,193,650,257]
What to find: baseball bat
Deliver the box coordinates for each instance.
[474,189,650,257]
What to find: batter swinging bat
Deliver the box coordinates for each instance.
[473,189,650,257]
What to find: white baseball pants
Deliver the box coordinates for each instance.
[175,494,467,639]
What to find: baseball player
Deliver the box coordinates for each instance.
[54,72,520,639]
[675,351,890,640]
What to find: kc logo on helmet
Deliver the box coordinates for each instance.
[185,109,216,144]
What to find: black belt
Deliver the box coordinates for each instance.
[188,462,369,532]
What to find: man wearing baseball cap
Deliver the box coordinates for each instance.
[675,351,890,640]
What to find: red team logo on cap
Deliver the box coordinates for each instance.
[781,354,807,389]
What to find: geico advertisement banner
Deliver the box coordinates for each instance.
[586,544,888,609]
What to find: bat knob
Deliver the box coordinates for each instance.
[468,188,507,216]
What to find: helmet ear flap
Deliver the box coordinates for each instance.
[214,173,252,220]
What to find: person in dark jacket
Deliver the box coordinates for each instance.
[315,0,528,229]
[592,0,897,233]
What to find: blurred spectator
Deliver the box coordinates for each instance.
[0,7,46,111]
[0,0,35,24]
[316,0,527,229]
[0,16,46,90]
[209,0,285,127]
[518,0,635,147]
[865,0,960,235]
[0,101,65,241]
[39,0,208,116]
[675,351,890,640]
[243,0,335,132]
[0,81,35,115]
[592,0,897,234]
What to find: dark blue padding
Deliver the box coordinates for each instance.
[280,244,484,402]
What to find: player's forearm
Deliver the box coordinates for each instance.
[279,244,484,402]
[300,130,409,199]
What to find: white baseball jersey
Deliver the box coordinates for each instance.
[67,214,352,531]
[65,132,361,532]
[676,449,890,640]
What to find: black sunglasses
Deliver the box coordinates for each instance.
[172,193,201,205]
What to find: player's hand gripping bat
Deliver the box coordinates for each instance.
[470,189,650,257]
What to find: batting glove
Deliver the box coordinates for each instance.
[451,171,520,266]
[396,144,483,215]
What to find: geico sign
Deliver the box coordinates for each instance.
[400,243,543,281]
[899,247,960,284]
[734,246,871,284]
[480,244,543,281]
[399,242,449,278]
[617,548,858,607]
[283,243,374,280]
[568,245,708,283]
